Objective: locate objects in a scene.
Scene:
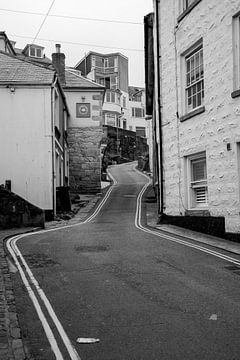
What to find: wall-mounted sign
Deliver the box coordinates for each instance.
[76,103,91,118]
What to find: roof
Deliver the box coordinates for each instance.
[0,51,55,84]
[0,31,16,55]
[75,51,128,69]
[128,86,145,97]
[65,68,105,90]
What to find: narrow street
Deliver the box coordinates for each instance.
[8,162,240,360]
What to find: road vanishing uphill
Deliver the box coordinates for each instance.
[6,163,240,360]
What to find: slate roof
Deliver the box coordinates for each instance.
[65,68,105,89]
[0,51,55,84]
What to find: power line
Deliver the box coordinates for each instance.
[32,0,55,44]
[8,34,144,53]
[0,7,143,25]
[9,1,56,81]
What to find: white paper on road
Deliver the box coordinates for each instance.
[76,338,100,344]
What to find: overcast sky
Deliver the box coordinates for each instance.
[0,0,153,87]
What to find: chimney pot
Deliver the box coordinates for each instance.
[56,44,61,53]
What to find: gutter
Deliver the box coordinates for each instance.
[51,75,58,218]
[154,0,164,218]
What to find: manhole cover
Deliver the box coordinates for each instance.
[24,254,59,268]
[75,245,109,253]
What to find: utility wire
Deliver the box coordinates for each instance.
[8,34,144,53]
[9,0,56,81]
[0,8,143,25]
[31,0,56,45]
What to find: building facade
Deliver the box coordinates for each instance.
[151,0,240,236]
[0,50,69,218]
[128,86,146,136]
[52,46,105,194]
[75,51,129,129]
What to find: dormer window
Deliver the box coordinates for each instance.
[29,46,43,58]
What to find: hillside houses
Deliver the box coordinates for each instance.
[0,31,149,227]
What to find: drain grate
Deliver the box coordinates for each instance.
[75,245,109,253]
[24,253,59,268]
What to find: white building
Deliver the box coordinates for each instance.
[0,50,69,218]
[128,86,146,136]
[150,0,240,237]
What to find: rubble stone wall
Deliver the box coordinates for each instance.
[0,188,44,229]
[68,127,103,194]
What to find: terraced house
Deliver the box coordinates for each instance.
[149,0,240,238]
[0,50,69,222]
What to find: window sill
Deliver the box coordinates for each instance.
[231,89,240,98]
[177,0,202,23]
[185,209,210,217]
[180,105,205,122]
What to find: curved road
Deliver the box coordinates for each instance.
[7,162,240,360]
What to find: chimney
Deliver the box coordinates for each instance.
[52,44,66,85]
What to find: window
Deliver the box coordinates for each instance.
[132,94,142,102]
[29,46,43,58]
[110,75,118,89]
[233,13,240,91]
[136,127,146,138]
[105,90,120,104]
[123,96,126,108]
[182,0,196,11]
[111,92,115,103]
[187,153,208,208]
[179,0,201,18]
[123,120,127,129]
[185,43,204,112]
[132,107,145,118]
[105,113,116,126]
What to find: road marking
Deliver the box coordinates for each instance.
[5,168,118,360]
[6,235,65,360]
[6,162,240,360]
[134,167,240,267]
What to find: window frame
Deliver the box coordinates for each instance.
[28,46,43,58]
[180,39,205,119]
[186,152,208,210]
[232,12,240,94]
[178,0,202,23]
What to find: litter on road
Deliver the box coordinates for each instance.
[76,338,100,344]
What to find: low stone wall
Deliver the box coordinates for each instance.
[160,213,225,238]
[68,126,103,194]
[0,188,44,229]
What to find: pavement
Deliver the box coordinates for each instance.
[1,178,240,359]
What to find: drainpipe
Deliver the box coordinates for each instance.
[51,76,58,218]
[154,0,164,219]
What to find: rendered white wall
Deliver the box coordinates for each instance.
[157,0,240,232]
[65,90,103,128]
[0,86,53,209]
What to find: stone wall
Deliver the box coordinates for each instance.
[0,187,44,229]
[157,0,240,233]
[68,126,103,194]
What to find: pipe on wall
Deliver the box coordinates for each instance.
[153,0,164,218]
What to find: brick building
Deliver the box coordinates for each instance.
[149,0,240,237]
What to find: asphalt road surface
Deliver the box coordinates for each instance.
[8,162,240,360]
